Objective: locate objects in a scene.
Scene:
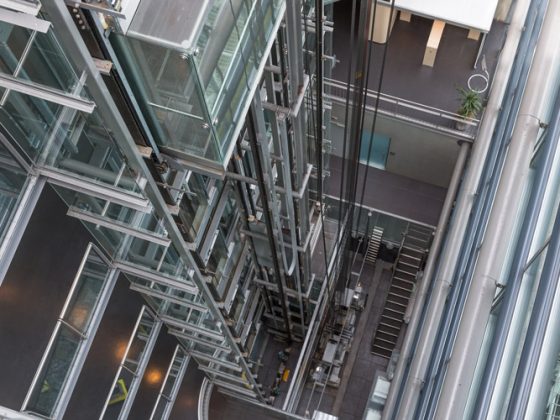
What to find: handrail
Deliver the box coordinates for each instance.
[323,77,480,138]
[198,377,213,420]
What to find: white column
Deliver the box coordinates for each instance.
[434,1,560,418]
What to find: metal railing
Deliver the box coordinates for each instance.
[324,78,480,139]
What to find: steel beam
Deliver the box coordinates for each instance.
[0,72,94,112]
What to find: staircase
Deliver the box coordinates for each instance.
[365,227,384,265]
[371,224,434,359]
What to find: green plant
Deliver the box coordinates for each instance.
[457,87,482,119]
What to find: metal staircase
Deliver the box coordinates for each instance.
[371,224,434,358]
[365,227,384,265]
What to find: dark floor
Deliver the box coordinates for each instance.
[0,185,175,418]
[170,360,205,420]
[210,391,305,420]
[295,258,392,419]
[64,276,146,419]
[129,326,179,417]
[333,262,392,419]
[332,1,507,113]
[327,155,446,226]
[0,186,91,410]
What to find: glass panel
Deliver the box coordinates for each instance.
[109,34,220,163]
[0,143,28,244]
[0,23,31,74]
[102,367,135,420]
[63,252,109,333]
[1,89,64,161]
[24,245,112,418]
[176,173,218,242]
[359,131,390,169]
[123,310,156,374]
[19,29,83,93]
[25,326,81,417]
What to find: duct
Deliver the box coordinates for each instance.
[381,140,470,420]
[472,36,560,420]
[506,167,560,419]
[392,0,534,416]
[434,0,558,416]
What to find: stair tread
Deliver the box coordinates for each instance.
[381,313,404,323]
[374,336,397,346]
[379,321,400,330]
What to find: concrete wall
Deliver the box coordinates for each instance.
[495,0,514,22]
[330,102,461,188]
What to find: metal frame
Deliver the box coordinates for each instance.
[0,175,45,284]
[149,345,189,420]
[99,306,162,419]
[0,6,49,32]
[67,206,171,247]
[115,260,198,295]
[0,73,94,112]
[39,167,152,213]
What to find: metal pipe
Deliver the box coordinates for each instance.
[381,140,470,420]
[505,159,560,419]
[472,31,560,420]
[434,0,557,415]
[247,100,293,342]
[394,0,533,416]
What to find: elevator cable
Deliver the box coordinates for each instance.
[349,0,396,274]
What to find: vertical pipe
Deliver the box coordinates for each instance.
[394,0,532,416]
[472,61,560,420]
[381,140,470,420]
[506,170,560,419]
[434,1,557,416]
[247,101,293,342]
[315,0,324,205]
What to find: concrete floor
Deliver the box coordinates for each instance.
[332,1,507,112]
[295,258,393,419]
[327,155,446,226]
[169,360,205,420]
[332,262,392,420]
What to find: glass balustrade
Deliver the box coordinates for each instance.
[24,245,115,419]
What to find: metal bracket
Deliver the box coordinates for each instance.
[64,0,126,19]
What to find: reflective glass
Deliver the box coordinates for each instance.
[25,326,81,417]
[0,143,27,244]
[110,34,220,163]
[64,254,108,333]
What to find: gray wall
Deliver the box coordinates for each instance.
[330,102,461,188]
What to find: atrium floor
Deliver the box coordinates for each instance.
[331,1,508,113]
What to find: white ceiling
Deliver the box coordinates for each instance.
[382,0,499,32]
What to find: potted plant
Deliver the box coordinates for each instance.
[456,87,482,131]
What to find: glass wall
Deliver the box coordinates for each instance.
[110,0,285,170]
[23,245,115,418]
